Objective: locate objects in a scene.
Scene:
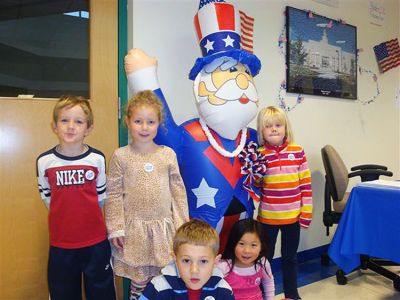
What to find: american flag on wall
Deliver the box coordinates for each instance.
[373,38,400,73]
[239,10,254,54]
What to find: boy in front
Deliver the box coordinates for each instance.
[36,95,116,300]
[139,219,234,300]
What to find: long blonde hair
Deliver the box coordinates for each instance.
[257,106,294,146]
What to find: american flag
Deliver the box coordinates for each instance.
[239,10,254,54]
[373,38,400,73]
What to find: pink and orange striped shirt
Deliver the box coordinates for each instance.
[257,142,313,228]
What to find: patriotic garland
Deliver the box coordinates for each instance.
[277,16,303,112]
[277,80,304,112]
[357,49,380,105]
[238,141,268,202]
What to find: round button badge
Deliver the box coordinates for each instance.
[144,163,154,173]
[85,170,95,180]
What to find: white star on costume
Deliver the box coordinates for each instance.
[192,178,218,208]
[222,34,235,47]
[204,39,214,53]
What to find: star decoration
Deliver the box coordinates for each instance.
[204,39,214,53]
[222,34,235,47]
[192,178,218,208]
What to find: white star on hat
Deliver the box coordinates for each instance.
[222,34,235,47]
[192,178,218,208]
[204,39,215,53]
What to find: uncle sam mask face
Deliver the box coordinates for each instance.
[193,57,258,140]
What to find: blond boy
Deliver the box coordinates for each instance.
[36,95,116,300]
[139,219,234,300]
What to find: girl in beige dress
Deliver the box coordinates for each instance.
[105,90,189,300]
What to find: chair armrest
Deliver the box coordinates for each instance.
[348,169,393,182]
[351,164,388,171]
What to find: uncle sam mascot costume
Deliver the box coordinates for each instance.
[125,0,262,252]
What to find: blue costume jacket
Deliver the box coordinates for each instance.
[153,89,257,228]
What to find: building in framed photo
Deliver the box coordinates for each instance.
[286,6,357,99]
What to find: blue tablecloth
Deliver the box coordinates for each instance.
[328,184,400,274]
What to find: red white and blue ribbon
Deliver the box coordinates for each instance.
[238,141,268,202]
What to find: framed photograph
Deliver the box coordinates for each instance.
[286,6,357,99]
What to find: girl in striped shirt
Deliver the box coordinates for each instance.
[256,106,312,300]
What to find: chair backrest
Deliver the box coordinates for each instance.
[321,145,349,201]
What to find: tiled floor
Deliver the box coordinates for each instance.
[273,258,400,299]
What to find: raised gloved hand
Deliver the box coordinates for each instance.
[124,48,159,94]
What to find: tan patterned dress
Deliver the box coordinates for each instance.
[105,144,189,282]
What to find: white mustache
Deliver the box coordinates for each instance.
[214,79,258,102]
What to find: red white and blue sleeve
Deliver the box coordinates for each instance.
[37,155,51,209]
[96,154,107,208]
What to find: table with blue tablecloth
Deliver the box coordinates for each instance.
[328,183,400,274]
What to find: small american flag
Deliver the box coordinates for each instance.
[373,38,400,73]
[239,10,254,54]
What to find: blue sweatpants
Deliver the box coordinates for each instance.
[48,239,116,300]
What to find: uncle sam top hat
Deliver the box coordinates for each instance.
[189,0,261,80]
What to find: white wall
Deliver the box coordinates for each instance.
[128,0,400,255]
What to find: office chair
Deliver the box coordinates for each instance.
[321,144,393,237]
[321,144,398,287]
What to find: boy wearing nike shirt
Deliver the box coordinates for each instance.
[36,95,116,300]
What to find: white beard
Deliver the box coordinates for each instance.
[193,59,258,140]
[197,99,257,140]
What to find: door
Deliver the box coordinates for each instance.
[0,1,119,299]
